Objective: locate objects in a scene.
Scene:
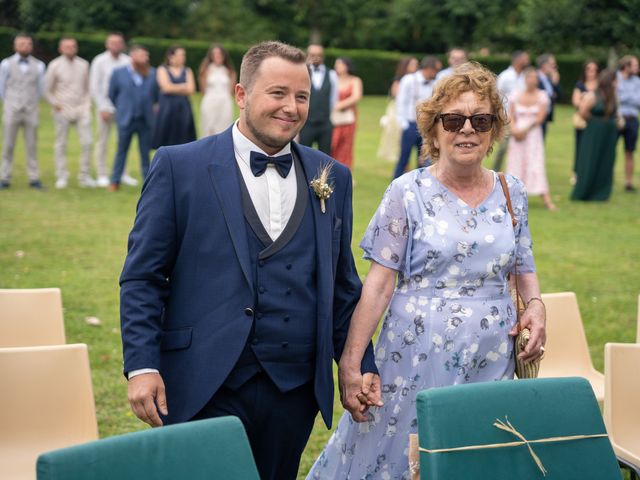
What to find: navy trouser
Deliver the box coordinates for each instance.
[192,373,318,480]
[111,117,151,184]
[393,121,424,178]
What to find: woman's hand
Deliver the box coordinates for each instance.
[510,299,546,363]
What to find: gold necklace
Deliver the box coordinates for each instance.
[433,165,489,234]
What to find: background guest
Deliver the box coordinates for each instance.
[298,43,337,154]
[536,53,561,139]
[90,32,135,187]
[151,45,196,149]
[572,69,619,201]
[330,57,362,170]
[377,57,418,163]
[45,37,94,189]
[199,43,236,136]
[108,45,158,190]
[571,59,599,180]
[507,66,556,210]
[435,47,467,82]
[493,50,530,171]
[0,33,45,190]
[616,55,640,192]
[393,55,439,178]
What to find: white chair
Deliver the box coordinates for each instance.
[0,344,98,479]
[537,292,604,401]
[604,343,640,479]
[0,288,66,347]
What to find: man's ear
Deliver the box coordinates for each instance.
[235,83,246,109]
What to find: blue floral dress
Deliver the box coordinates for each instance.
[307,168,535,480]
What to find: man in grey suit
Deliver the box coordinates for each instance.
[0,33,46,189]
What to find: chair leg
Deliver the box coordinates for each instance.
[618,457,640,480]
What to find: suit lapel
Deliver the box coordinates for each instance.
[294,144,332,319]
[207,128,254,293]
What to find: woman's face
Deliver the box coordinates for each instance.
[524,70,538,90]
[334,59,347,75]
[434,91,494,168]
[407,58,419,74]
[212,48,224,65]
[585,62,598,81]
[170,48,186,67]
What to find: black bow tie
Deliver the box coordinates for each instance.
[18,57,29,64]
[250,151,293,178]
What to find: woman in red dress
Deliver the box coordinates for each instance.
[330,57,363,169]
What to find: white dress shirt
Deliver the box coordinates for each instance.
[231,121,297,240]
[0,53,45,101]
[89,51,130,113]
[497,66,525,110]
[128,121,297,380]
[396,71,434,129]
[310,64,339,110]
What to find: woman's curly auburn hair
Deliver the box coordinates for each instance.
[416,61,508,162]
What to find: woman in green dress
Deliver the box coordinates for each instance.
[571,69,619,201]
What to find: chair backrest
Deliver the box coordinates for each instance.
[0,288,66,347]
[0,344,98,480]
[604,343,640,449]
[37,416,260,480]
[416,377,621,479]
[538,292,596,376]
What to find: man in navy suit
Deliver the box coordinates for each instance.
[120,41,381,480]
[108,44,158,190]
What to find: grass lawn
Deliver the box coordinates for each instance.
[0,96,638,479]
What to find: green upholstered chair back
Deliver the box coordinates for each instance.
[416,377,622,480]
[37,416,260,480]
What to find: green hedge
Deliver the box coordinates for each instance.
[0,26,605,101]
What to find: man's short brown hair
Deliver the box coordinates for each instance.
[239,41,307,91]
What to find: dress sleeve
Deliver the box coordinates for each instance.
[508,176,536,274]
[360,179,411,272]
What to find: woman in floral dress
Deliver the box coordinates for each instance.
[307,62,547,480]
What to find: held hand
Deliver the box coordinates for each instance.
[100,111,112,122]
[510,301,546,363]
[338,364,370,423]
[360,373,384,409]
[128,372,168,427]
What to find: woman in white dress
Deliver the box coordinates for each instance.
[198,44,236,136]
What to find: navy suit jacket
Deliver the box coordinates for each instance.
[108,66,158,127]
[538,73,561,122]
[120,127,377,427]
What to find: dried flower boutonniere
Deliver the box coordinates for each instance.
[310,163,334,213]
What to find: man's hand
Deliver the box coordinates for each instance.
[127,372,168,427]
[339,365,368,422]
[100,111,112,122]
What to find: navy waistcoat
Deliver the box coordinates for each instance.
[224,155,318,392]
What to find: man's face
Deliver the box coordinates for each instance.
[106,35,125,56]
[631,57,639,75]
[236,56,310,155]
[59,39,77,59]
[449,49,467,68]
[541,56,557,76]
[130,48,149,68]
[307,45,324,67]
[14,36,33,57]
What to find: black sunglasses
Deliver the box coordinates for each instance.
[438,113,496,132]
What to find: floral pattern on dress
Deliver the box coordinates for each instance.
[307,168,535,480]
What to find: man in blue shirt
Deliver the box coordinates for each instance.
[617,55,640,192]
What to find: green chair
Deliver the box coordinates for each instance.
[37,416,260,480]
[416,377,621,479]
